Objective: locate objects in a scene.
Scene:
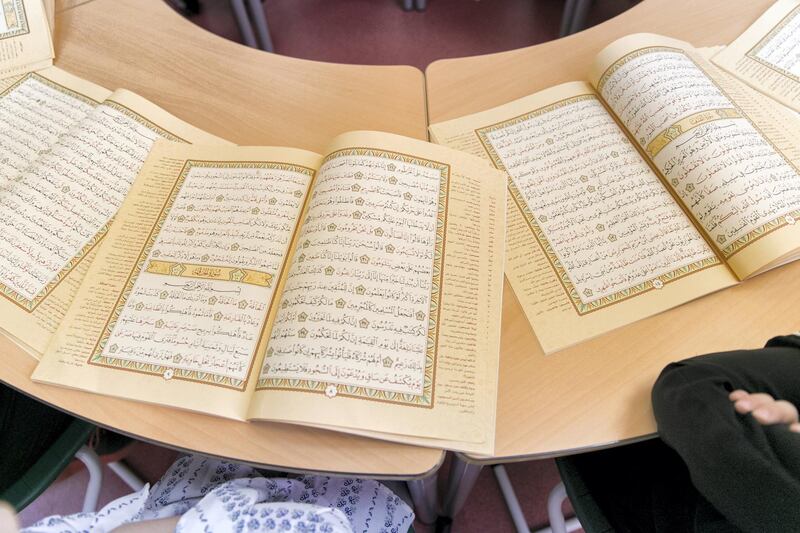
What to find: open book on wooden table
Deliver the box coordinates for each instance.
[0,67,229,356]
[29,133,507,455]
[431,33,800,354]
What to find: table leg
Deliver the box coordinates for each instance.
[246,0,274,52]
[559,0,578,37]
[230,0,258,49]
[439,454,483,529]
[407,471,439,524]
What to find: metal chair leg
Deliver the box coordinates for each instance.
[415,0,427,11]
[230,0,259,48]
[568,0,593,35]
[74,445,102,513]
[493,465,529,533]
[559,0,578,37]
[246,0,274,52]
[108,460,145,491]
[402,0,413,11]
[531,481,582,533]
[407,472,439,525]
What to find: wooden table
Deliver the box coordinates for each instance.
[2,0,443,484]
[426,0,800,518]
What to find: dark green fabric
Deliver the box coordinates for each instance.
[0,384,94,510]
[556,439,730,533]
[0,385,75,493]
[556,455,614,533]
[1,417,94,511]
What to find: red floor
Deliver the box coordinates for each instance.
[179,0,637,70]
[19,0,640,530]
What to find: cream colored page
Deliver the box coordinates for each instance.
[430,81,734,354]
[43,0,51,31]
[0,67,110,355]
[0,0,53,74]
[249,131,505,454]
[592,33,800,279]
[0,85,229,356]
[0,68,108,180]
[713,0,800,113]
[0,56,51,80]
[704,50,800,275]
[32,142,321,419]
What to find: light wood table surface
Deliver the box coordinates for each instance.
[1,0,443,480]
[427,0,799,464]
[55,0,94,12]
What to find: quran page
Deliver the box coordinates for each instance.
[33,142,320,419]
[592,34,800,279]
[429,81,736,354]
[248,131,506,454]
[0,0,53,77]
[0,56,52,80]
[713,0,800,113]
[0,80,229,356]
[0,67,110,354]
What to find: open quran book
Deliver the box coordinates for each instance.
[0,67,229,356]
[431,33,800,354]
[0,0,54,79]
[713,0,800,114]
[31,134,506,454]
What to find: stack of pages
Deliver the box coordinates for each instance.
[1,0,54,79]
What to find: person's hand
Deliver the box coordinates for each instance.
[730,390,800,433]
[0,502,19,532]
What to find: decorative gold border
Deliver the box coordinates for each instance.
[0,0,29,41]
[475,94,719,315]
[145,260,274,288]
[645,108,741,158]
[599,46,800,259]
[256,147,450,408]
[0,75,184,313]
[88,159,316,391]
[746,4,800,84]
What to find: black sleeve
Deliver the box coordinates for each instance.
[651,335,800,533]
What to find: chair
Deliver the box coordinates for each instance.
[492,464,583,533]
[230,0,274,52]
[0,418,96,512]
[560,0,593,37]
[402,0,427,11]
[554,457,614,533]
[0,406,144,513]
[552,438,709,533]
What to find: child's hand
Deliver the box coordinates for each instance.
[730,390,800,432]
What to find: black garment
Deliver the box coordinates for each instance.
[561,336,800,533]
[652,335,800,533]
[0,384,73,492]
